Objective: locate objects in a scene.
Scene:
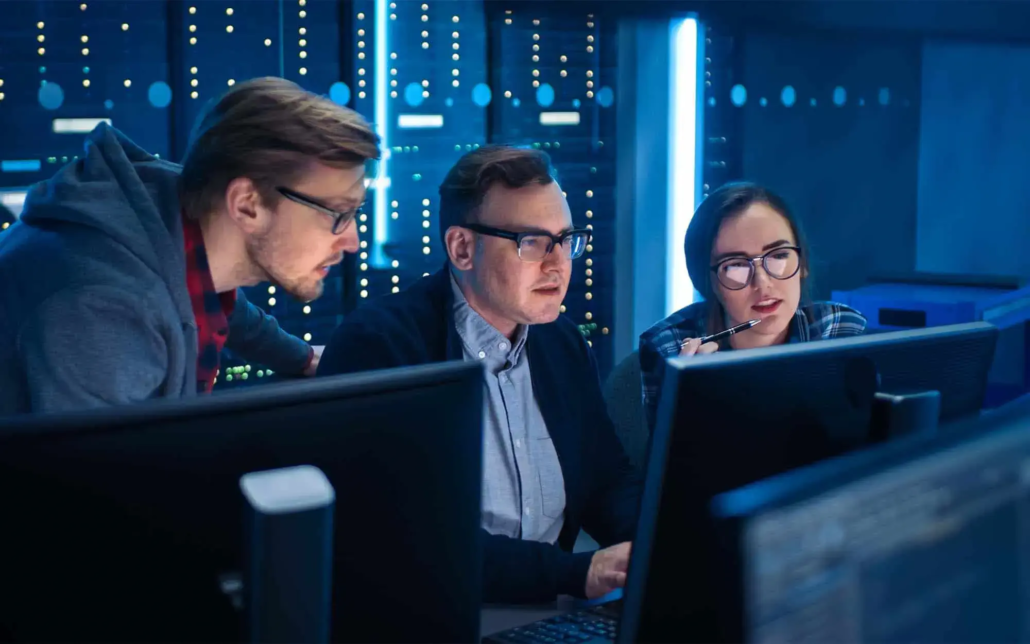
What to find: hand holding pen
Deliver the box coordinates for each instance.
[678,319,761,357]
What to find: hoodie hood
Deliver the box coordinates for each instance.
[19,122,193,322]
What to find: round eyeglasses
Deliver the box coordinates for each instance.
[461,223,591,262]
[711,246,801,290]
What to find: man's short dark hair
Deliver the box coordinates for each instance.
[437,145,557,246]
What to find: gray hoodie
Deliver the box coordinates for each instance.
[0,123,312,415]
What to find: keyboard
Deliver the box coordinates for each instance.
[483,601,621,644]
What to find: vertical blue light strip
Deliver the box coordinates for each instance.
[278,0,285,77]
[371,0,391,267]
[693,19,706,252]
[666,17,700,315]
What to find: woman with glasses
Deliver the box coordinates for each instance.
[637,182,867,432]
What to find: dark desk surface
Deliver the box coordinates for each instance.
[480,590,622,636]
[481,601,571,636]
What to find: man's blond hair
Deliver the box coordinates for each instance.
[180,76,380,218]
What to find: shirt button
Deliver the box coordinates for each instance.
[477,350,486,359]
[515,439,522,448]
[499,341,508,351]
[524,507,532,517]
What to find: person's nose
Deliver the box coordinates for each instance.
[336,223,360,254]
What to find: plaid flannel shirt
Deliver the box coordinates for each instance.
[638,301,868,431]
[183,215,237,393]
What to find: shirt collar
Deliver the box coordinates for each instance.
[449,271,528,364]
[182,214,237,318]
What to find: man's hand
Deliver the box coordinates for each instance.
[585,542,632,599]
[303,345,325,377]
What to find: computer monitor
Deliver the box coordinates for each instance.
[0,361,483,643]
[620,322,998,643]
[707,387,1030,642]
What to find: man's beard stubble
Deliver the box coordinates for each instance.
[246,233,325,304]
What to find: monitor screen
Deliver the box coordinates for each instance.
[0,361,483,643]
[742,406,1030,643]
[624,322,999,644]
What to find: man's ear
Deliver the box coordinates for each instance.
[445,226,475,270]
[224,177,266,233]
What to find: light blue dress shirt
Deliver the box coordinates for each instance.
[450,274,566,543]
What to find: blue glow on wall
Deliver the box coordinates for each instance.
[668,16,701,315]
[372,0,391,268]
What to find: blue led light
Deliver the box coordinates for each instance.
[148,81,172,109]
[731,84,747,106]
[536,83,555,108]
[780,85,796,107]
[404,82,424,107]
[329,81,351,105]
[38,82,64,110]
[1,160,42,173]
[472,83,492,107]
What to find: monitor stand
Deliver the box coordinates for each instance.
[240,465,336,644]
[869,390,941,443]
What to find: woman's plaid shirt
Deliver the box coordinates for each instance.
[637,301,868,431]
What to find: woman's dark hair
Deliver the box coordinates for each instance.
[684,181,811,335]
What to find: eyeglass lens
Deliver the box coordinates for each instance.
[518,232,589,261]
[717,247,800,289]
[332,211,355,234]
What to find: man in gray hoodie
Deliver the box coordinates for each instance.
[0,77,380,415]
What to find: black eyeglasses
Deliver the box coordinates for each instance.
[460,223,591,262]
[276,186,364,235]
[711,246,802,290]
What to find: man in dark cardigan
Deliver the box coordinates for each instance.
[319,146,642,604]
